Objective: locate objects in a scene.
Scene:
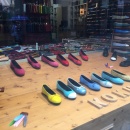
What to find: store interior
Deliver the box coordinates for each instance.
[0,0,130,130]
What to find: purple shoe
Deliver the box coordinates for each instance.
[10,60,25,76]
[41,55,59,67]
[27,55,41,69]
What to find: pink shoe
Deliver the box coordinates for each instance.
[27,55,41,69]
[68,53,82,65]
[10,60,25,76]
[41,55,59,67]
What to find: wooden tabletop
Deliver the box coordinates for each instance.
[0,52,130,130]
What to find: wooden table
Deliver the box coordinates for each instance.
[0,52,130,130]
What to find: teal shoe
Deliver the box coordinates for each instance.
[102,71,124,85]
[57,80,77,99]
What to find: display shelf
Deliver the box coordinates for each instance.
[69,0,88,36]
[86,0,117,37]
[111,0,130,59]
[22,0,51,44]
[0,52,130,130]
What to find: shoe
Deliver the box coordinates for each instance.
[114,29,130,33]
[57,80,76,99]
[42,85,61,104]
[114,36,130,40]
[56,54,69,66]
[114,22,130,27]
[120,60,130,67]
[112,42,129,47]
[80,75,100,91]
[68,53,82,65]
[91,73,112,88]
[41,55,58,67]
[112,15,129,19]
[67,78,86,95]
[10,60,25,76]
[79,49,88,61]
[27,55,41,69]
[103,47,109,57]
[111,69,130,82]
[110,52,117,61]
[102,71,124,84]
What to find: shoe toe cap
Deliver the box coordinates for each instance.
[50,95,62,104]
[68,92,77,99]
[92,83,101,91]
[77,88,86,95]
[16,69,25,76]
[111,57,116,61]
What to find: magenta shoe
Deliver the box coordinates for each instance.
[10,60,25,76]
[27,55,41,69]
[41,55,59,67]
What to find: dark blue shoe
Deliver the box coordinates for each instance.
[114,29,130,33]
[80,75,100,91]
[101,71,124,85]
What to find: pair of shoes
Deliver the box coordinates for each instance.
[111,69,130,82]
[120,60,130,67]
[67,78,86,95]
[102,71,124,84]
[42,85,61,105]
[103,47,109,57]
[41,55,59,67]
[91,73,112,88]
[57,80,76,99]
[27,55,41,69]
[79,49,88,61]
[56,54,69,66]
[80,75,100,91]
[111,52,117,61]
[10,60,25,76]
[68,53,82,65]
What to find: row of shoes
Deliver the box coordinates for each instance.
[42,69,130,105]
[10,50,88,76]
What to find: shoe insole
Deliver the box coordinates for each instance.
[68,78,80,87]
[43,85,55,95]
[58,81,71,91]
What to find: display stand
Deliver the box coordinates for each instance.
[1,52,130,130]
[22,0,52,44]
[111,1,130,59]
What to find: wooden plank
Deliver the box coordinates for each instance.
[0,52,130,130]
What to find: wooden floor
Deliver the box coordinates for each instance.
[0,52,130,130]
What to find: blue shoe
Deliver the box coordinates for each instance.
[67,78,86,95]
[57,80,76,99]
[91,73,112,88]
[114,29,130,33]
[114,22,130,27]
[80,75,100,91]
[102,71,124,85]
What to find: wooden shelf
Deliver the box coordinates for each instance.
[1,52,130,130]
